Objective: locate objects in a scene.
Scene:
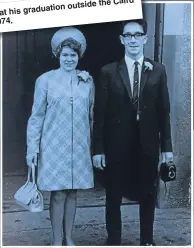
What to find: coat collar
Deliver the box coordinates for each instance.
[140,57,152,96]
[118,57,153,101]
[118,58,132,100]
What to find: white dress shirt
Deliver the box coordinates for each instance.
[125,55,144,120]
[125,54,144,96]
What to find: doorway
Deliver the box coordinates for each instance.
[3,3,161,174]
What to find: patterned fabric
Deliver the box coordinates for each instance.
[27,70,95,191]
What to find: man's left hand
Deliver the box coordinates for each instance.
[161,152,173,163]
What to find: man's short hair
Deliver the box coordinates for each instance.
[120,19,148,34]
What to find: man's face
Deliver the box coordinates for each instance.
[120,22,148,59]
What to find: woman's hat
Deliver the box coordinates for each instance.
[51,27,87,58]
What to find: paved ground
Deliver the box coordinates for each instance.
[2,175,191,246]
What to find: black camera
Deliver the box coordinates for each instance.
[159,161,176,182]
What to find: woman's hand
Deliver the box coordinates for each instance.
[92,154,106,170]
[26,153,38,167]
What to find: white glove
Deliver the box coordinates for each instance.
[161,152,173,163]
[26,153,38,168]
[92,154,106,170]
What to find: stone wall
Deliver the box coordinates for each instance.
[157,3,191,208]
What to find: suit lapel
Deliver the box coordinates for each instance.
[118,58,132,100]
[118,57,153,101]
[140,57,152,96]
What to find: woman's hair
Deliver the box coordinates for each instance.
[55,38,82,58]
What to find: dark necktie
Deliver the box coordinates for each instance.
[132,61,139,112]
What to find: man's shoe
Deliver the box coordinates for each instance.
[106,238,121,246]
[140,242,156,246]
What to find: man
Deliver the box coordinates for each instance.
[92,19,173,246]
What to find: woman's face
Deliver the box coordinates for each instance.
[59,46,79,72]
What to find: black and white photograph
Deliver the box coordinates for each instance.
[2,2,192,246]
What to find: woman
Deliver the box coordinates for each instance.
[26,27,95,246]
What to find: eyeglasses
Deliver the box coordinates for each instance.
[122,33,145,40]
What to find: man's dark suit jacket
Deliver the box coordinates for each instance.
[93,57,173,200]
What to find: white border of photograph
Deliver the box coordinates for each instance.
[0,1,193,247]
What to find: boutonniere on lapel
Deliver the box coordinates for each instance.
[77,70,92,83]
[144,61,153,72]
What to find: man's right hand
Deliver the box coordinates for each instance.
[92,154,106,170]
[26,153,38,167]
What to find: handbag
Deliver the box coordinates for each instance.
[14,166,44,212]
[159,161,176,182]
